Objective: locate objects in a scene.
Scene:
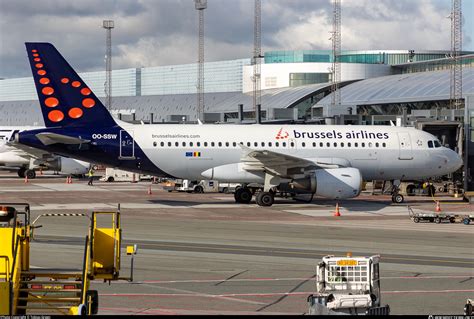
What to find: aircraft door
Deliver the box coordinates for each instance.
[119,130,135,159]
[397,132,413,160]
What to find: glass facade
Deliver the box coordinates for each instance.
[265,50,474,65]
[141,59,250,96]
[0,59,249,101]
[289,73,330,87]
[395,54,474,74]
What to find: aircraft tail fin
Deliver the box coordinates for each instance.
[25,42,116,128]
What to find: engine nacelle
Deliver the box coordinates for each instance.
[289,168,362,199]
[201,163,264,183]
[57,157,90,175]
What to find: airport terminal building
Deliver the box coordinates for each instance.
[1,49,473,125]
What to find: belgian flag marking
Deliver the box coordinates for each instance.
[186,152,201,157]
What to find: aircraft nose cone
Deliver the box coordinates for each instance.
[450,151,463,171]
[201,168,213,180]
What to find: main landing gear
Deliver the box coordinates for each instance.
[234,187,253,204]
[234,187,275,207]
[18,168,36,179]
[234,173,280,207]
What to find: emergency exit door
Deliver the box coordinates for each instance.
[397,132,413,160]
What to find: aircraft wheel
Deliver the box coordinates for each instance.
[392,194,404,204]
[234,188,252,204]
[256,192,274,207]
[435,217,441,224]
[107,176,115,182]
[463,218,470,225]
[17,168,26,178]
[413,217,419,223]
[25,169,36,179]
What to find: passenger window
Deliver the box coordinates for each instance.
[233,142,237,147]
[428,141,433,148]
[168,142,172,147]
[218,142,222,147]
[190,142,194,147]
[204,142,208,147]
[320,142,323,147]
[211,142,215,147]
[302,142,306,147]
[160,142,164,147]
[341,142,344,147]
[247,142,251,147]
[268,142,272,147]
[313,142,316,147]
[348,142,351,147]
[334,142,337,147]
[197,142,201,147]
[355,142,358,147]
[275,142,279,147]
[376,142,379,148]
[182,142,186,147]
[261,142,265,147]
[153,141,157,147]
[282,142,287,147]
[382,143,386,148]
[225,142,229,147]
[361,143,365,147]
[368,142,373,148]
[254,142,258,147]
[175,142,179,147]
[327,142,330,147]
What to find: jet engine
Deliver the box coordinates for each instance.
[53,157,90,175]
[288,168,362,199]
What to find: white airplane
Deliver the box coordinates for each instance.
[0,126,90,179]
[14,43,463,205]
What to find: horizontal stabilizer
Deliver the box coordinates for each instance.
[36,132,90,145]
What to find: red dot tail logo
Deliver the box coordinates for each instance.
[275,128,289,140]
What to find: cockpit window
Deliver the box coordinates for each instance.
[434,140,441,148]
[428,141,433,148]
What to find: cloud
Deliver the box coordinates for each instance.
[0,0,470,79]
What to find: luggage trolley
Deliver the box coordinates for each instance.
[407,206,456,224]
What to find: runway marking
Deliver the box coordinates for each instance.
[108,274,473,285]
[139,282,266,306]
[100,289,474,298]
[136,242,474,266]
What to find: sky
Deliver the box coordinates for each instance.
[0,0,472,79]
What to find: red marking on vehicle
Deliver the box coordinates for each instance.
[45,97,59,108]
[33,53,39,57]
[81,88,91,96]
[275,127,289,140]
[35,63,44,69]
[34,58,41,62]
[37,70,46,76]
[68,107,83,119]
[72,81,81,88]
[48,110,64,122]
[41,87,54,95]
[31,49,37,53]
[39,78,50,85]
[82,98,95,108]
[61,78,70,84]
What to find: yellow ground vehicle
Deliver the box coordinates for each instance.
[0,203,136,315]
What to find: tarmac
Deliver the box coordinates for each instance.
[0,171,473,315]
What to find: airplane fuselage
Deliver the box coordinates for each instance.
[18,123,462,183]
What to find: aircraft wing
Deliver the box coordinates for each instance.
[240,146,351,178]
[36,133,91,146]
[7,142,53,160]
